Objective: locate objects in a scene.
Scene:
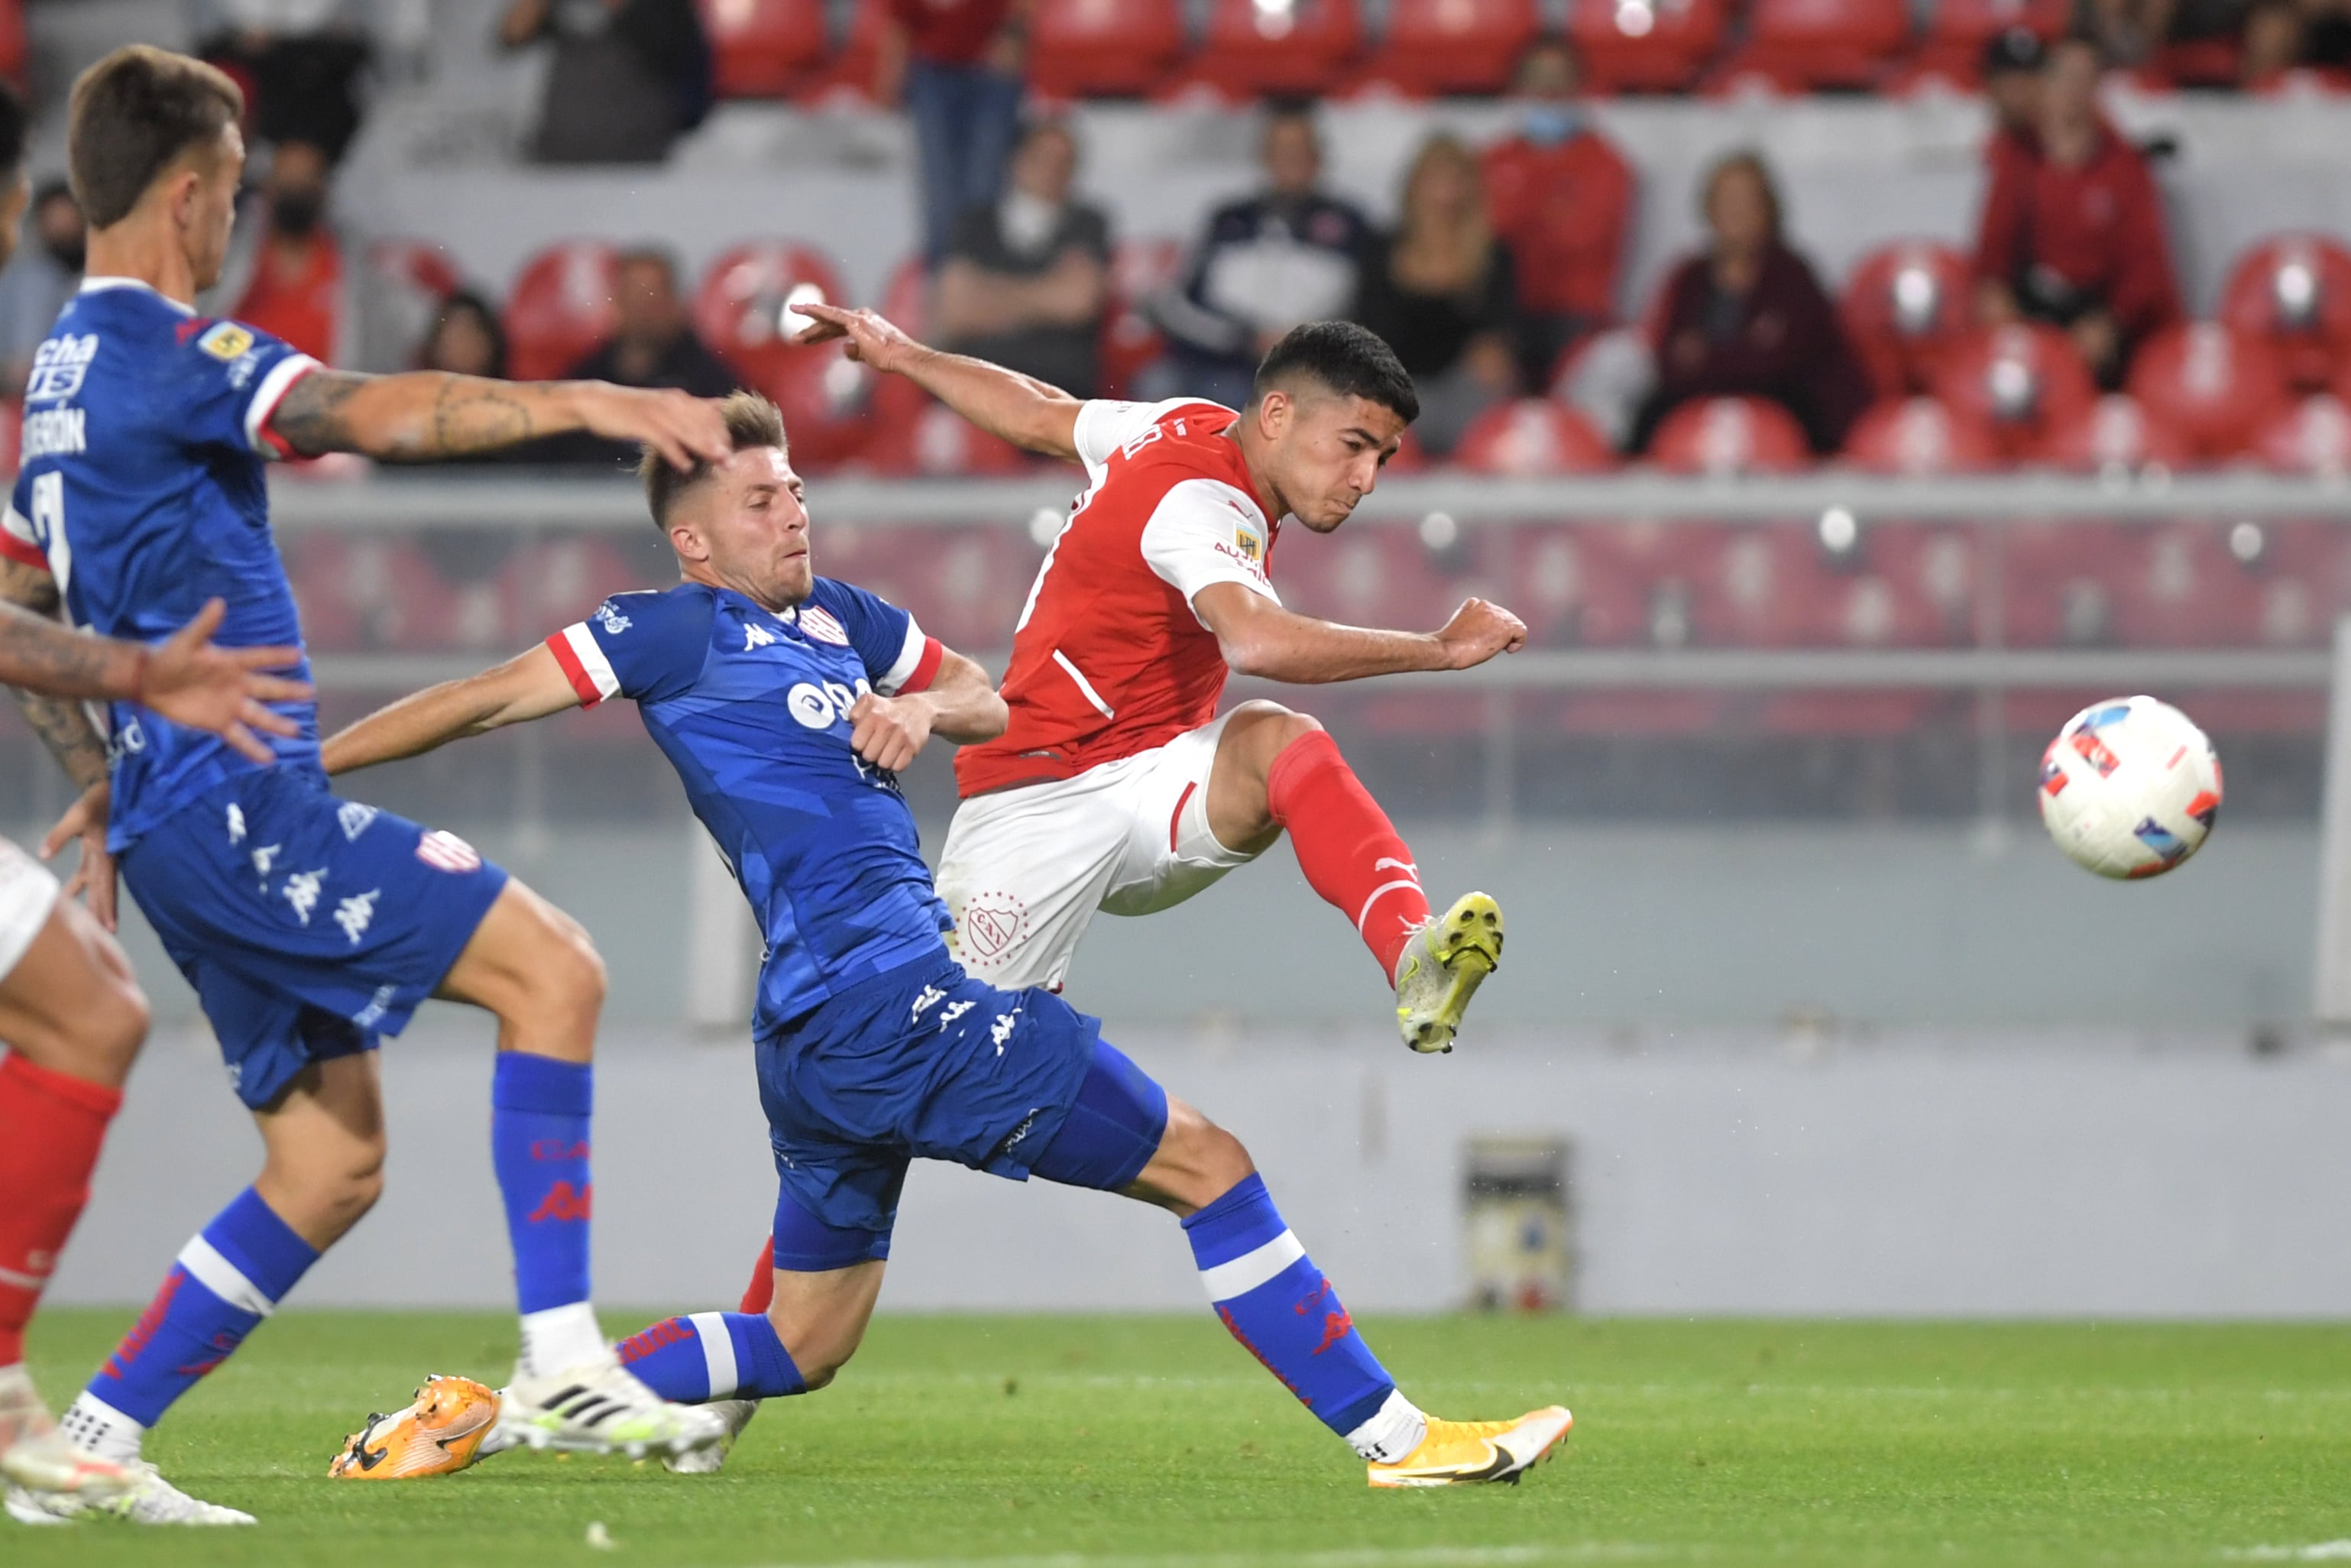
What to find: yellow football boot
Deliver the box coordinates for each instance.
[1393,892,1504,1053]
[1365,1405,1572,1489]
[329,1375,501,1480]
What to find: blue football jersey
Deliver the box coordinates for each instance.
[0,277,322,848]
[549,578,952,1036]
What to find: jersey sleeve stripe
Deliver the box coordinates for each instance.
[547,624,620,707]
[244,354,321,459]
[876,616,935,695]
[0,530,47,572]
[900,637,944,695]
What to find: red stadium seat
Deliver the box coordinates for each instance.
[861,402,1029,476]
[868,258,934,428]
[1566,0,1727,92]
[1731,0,1912,89]
[1029,0,1185,97]
[2032,394,2194,472]
[691,243,871,462]
[284,537,459,653]
[1362,0,1541,96]
[2248,64,2351,98]
[2124,323,2291,463]
[2220,234,2351,394]
[0,2,23,86]
[1841,397,2002,474]
[1841,241,1974,398]
[1918,0,2065,76]
[2257,394,2351,477]
[699,0,828,98]
[1184,0,1364,99]
[1100,238,1183,400]
[1928,323,2097,460]
[504,242,620,382]
[1453,400,1617,475]
[1647,397,1812,474]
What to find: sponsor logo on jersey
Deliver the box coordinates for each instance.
[1233,522,1263,565]
[416,829,481,873]
[25,335,97,403]
[799,606,850,646]
[196,322,255,363]
[595,601,632,635]
[787,679,867,730]
[21,408,86,460]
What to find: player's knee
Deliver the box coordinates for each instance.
[527,909,608,1018]
[1230,700,1322,753]
[79,972,149,1081]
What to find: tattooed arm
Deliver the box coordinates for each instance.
[267,370,733,471]
[0,557,110,790]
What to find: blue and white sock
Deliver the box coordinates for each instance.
[491,1053,602,1375]
[615,1313,805,1403]
[63,1187,319,1463]
[1183,1174,1428,1462]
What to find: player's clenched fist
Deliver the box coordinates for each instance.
[794,303,920,376]
[1433,598,1528,669]
[847,691,935,773]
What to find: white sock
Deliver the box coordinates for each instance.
[59,1391,144,1464]
[518,1301,612,1379]
[1346,1388,1429,1463]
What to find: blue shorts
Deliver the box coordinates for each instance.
[121,768,510,1110]
[757,954,1169,1267]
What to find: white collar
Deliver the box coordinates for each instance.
[78,276,197,316]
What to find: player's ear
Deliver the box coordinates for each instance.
[1257,388,1290,442]
[668,520,709,564]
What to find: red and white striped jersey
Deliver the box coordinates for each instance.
[955,398,1283,798]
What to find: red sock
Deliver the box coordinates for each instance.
[738,1237,775,1314]
[0,1053,122,1366]
[1265,730,1430,983]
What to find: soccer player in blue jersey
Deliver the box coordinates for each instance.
[317,390,1572,1490]
[0,47,740,1524]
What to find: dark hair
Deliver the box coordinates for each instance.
[31,177,76,213]
[1700,148,1783,243]
[0,80,27,177]
[1251,321,1420,425]
[640,389,779,530]
[69,46,244,230]
[420,289,509,379]
[614,245,682,288]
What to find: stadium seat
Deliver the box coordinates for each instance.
[860,402,1030,477]
[1183,0,1365,99]
[2220,234,2351,394]
[1840,241,1974,398]
[1928,323,2097,460]
[2123,322,2291,463]
[504,241,620,382]
[0,2,24,86]
[1453,400,1617,475]
[1841,397,2002,475]
[699,0,828,98]
[1997,520,2137,646]
[2256,394,2351,477]
[1361,0,1541,96]
[691,242,871,463]
[1566,0,1728,92]
[1028,0,1186,97]
[1729,0,1912,89]
[2032,394,2194,472]
[1915,0,2066,79]
[1647,397,1812,475]
[866,257,935,429]
[285,536,459,653]
[1100,238,1183,400]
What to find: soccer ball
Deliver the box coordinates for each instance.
[2037,695,2223,880]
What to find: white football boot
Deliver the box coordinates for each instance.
[5,1460,255,1526]
[0,1366,132,1505]
[662,1398,759,1474]
[491,1359,727,1460]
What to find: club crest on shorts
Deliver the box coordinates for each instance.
[958,891,1029,964]
[415,830,481,873]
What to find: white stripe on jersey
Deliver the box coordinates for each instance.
[244,353,322,457]
[1051,649,1115,719]
[876,615,929,695]
[562,623,621,701]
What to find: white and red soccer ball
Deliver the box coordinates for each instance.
[2038,695,2223,880]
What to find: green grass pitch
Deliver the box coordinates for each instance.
[13,1310,2351,1566]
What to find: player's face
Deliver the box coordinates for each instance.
[682,445,814,609]
[1261,390,1407,533]
[186,123,244,291]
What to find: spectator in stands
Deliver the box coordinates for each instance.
[2078,0,2168,64]
[2240,0,2309,79]
[540,247,737,465]
[1981,29,2045,158]
[193,0,374,162]
[1352,134,1518,455]
[1480,38,1634,391]
[416,290,510,380]
[2298,0,2351,68]
[500,0,711,165]
[1149,104,1375,410]
[225,139,345,365]
[1974,34,2181,386]
[878,0,1029,264]
[1629,151,1870,456]
[0,180,82,397]
[936,118,1112,400]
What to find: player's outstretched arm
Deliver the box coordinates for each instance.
[793,303,1083,462]
[267,370,733,471]
[1197,583,1528,685]
[0,557,112,792]
[322,644,583,776]
[845,648,1006,772]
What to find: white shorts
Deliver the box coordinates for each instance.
[0,836,60,986]
[936,714,1260,993]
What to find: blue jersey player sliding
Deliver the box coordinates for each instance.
[3,47,743,1524]
[315,390,1572,1490]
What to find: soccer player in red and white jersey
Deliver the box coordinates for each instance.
[795,305,1526,1052]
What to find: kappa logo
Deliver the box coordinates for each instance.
[226,804,246,844]
[909,983,947,1020]
[251,843,282,887]
[798,606,850,646]
[937,999,976,1029]
[337,802,380,841]
[283,868,326,925]
[991,1011,1019,1056]
[745,622,779,652]
[959,891,1029,963]
[527,1181,592,1223]
[416,830,481,873]
[334,889,380,945]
